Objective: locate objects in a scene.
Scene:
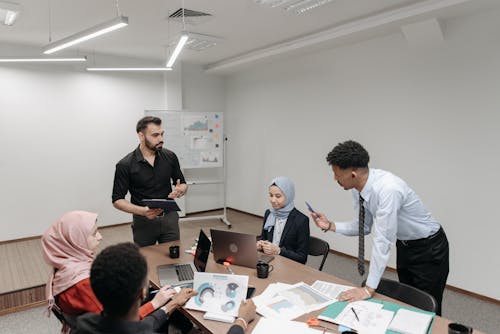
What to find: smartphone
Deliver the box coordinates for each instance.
[246,287,256,299]
[305,201,317,214]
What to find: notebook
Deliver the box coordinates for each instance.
[210,229,274,268]
[388,308,433,334]
[157,229,211,287]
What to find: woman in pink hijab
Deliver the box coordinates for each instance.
[41,211,174,321]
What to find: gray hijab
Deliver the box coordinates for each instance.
[264,176,295,231]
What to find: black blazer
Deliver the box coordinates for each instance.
[261,208,309,264]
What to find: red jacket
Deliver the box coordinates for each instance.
[57,278,154,319]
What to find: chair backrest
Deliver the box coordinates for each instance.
[375,278,438,313]
[51,303,78,331]
[308,236,329,271]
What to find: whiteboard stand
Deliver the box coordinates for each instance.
[179,136,231,228]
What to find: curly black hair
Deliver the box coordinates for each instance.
[90,242,147,317]
[326,140,370,169]
[136,116,161,133]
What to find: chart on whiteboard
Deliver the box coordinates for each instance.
[145,111,223,169]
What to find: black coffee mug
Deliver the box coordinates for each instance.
[256,262,274,278]
[448,323,473,334]
[169,245,180,259]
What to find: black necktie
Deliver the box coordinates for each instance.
[358,195,365,276]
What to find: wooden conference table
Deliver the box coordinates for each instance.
[140,237,479,334]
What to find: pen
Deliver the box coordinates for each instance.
[351,307,360,321]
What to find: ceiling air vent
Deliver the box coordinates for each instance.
[168,8,212,26]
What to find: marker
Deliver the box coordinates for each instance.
[351,307,360,321]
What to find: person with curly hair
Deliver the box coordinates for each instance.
[74,242,255,334]
[310,140,449,315]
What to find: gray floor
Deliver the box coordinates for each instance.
[1,211,498,333]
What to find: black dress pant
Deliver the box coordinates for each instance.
[396,227,449,315]
[132,211,180,247]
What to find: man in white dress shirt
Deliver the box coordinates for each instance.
[311,140,449,315]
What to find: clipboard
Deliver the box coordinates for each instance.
[141,199,181,211]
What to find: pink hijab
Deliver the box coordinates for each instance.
[41,211,98,310]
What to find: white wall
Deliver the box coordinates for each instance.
[224,9,500,299]
[0,55,225,240]
[0,63,165,240]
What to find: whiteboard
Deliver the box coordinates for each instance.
[145,110,223,169]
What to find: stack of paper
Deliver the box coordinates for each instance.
[253,282,334,320]
[311,280,353,301]
[388,308,433,334]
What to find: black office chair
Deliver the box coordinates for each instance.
[51,303,78,332]
[308,236,330,271]
[369,278,438,313]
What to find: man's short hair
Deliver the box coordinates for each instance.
[326,140,370,169]
[90,243,147,317]
[136,116,162,133]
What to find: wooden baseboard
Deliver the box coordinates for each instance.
[329,249,500,305]
[0,285,46,315]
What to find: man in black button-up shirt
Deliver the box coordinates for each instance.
[112,116,188,246]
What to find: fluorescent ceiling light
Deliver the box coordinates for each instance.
[43,16,128,55]
[0,57,87,62]
[86,67,172,72]
[166,33,189,68]
[184,32,221,51]
[255,0,335,14]
[0,1,21,26]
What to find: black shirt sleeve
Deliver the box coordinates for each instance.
[112,161,130,203]
[168,151,186,185]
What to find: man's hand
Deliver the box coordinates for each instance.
[256,240,264,251]
[168,179,188,198]
[150,285,176,309]
[261,240,280,255]
[338,286,374,303]
[309,211,335,232]
[144,206,163,219]
[162,288,197,315]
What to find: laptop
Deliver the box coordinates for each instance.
[157,229,211,287]
[210,229,274,269]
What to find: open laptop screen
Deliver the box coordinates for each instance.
[194,229,211,272]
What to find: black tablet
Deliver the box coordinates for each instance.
[141,199,181,211]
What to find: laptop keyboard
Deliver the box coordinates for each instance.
[175,264,194,281]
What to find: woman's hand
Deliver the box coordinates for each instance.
[261,241,280,255]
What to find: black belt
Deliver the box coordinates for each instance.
[397,227,444,247]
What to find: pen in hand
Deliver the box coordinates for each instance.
[351,307,360,321]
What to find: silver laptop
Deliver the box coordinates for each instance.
[157,229,211,287]
[210,229,274,269]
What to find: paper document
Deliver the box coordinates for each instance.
[252,318,324,334]
[253,282,334,320]
[311,280,353,301]
[185,272,248,317]
[388,308,433,334]
[325,300,394,334]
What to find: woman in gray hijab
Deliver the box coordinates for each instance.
[257,176,310,264]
